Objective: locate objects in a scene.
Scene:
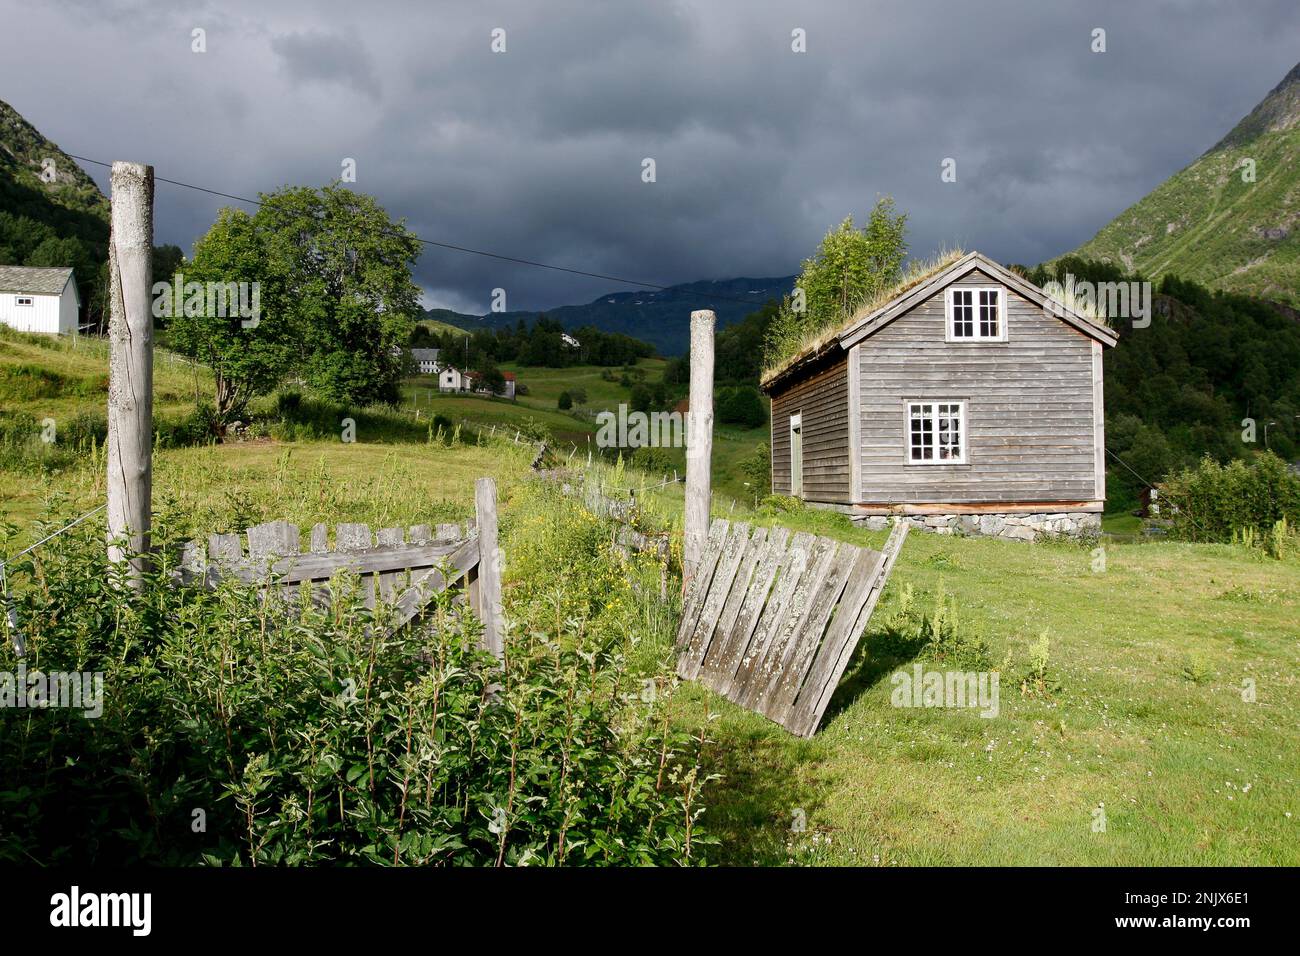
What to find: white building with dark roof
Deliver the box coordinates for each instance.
[0,265,81,334]
[410,347,441,374]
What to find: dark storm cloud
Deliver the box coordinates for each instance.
[2,0,1297,314]
[270,30,382,100]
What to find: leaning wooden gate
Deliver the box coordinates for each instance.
[176,477,505,651]
[676,519,908,737]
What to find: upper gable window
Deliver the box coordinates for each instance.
[946,286,1006,341]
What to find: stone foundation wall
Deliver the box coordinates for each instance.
[857,512,1101,541]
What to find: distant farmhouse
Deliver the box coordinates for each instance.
[0,265,80,335]
[411,347,441,374]
[439,365,466,392]
[760,252,1118,540]
[437,364,516,400]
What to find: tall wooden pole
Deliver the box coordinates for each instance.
[683,309,715,583]
[475,476,503,659]
[106,161,154,585]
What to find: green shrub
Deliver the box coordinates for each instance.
[716,386,767,428]
[739,443,771,499]
[1161,452,1300,545]
[0,490,709,866]
[512,416,552,444]
[276,390,303,418]
[630,446,673,476]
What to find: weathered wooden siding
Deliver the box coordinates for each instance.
[857,268,1098,504]
[770,353,850,501]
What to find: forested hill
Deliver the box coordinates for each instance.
[426,275,795,356]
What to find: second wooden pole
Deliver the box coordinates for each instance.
[683,309,715,583]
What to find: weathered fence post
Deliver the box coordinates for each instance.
[475,477,504,659]
[683,309,715,583]
[106,161,154,586]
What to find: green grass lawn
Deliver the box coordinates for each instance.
[500,357,667,413]
[398,364,770,500]
[1,326,206,423]
[580,463,1300,865]
[1,436,536,548]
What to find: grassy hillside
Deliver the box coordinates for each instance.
[1070,62,1300,306]
[402,358,769,504]
[415,316,468,337]
[502,357,667,411]
[0,325,204,422]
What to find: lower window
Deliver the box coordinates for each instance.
[908,401,965,463]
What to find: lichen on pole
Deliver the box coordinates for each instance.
[106,161,154,585]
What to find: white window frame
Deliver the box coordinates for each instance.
[905,400,967,465]
[15,296,34,307]
[945,286,1007,342]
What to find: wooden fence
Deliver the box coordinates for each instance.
[177,479,505,655]
[675,519,908,737]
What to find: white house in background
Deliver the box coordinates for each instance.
[439,365,466,392]
[0,265,80,335]
[499,371,516,400]
[410,347,441,374]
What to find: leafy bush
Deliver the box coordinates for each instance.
[1161,452,1300,545]
[739,443,771,499]
[276,390,303,418]
[716,386,767,428]
[0,495,710,866]
[880,584,991,671]
[512,416,552,444]
[630,446,673,476]
[1019,629,1059,698]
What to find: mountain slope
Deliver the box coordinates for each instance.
[427,275,794,355]
[1071,61,1300,306]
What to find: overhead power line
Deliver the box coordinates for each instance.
[66,153,780,310]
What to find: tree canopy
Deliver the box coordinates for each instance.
[765,198,908,366]
[170,183,421,421]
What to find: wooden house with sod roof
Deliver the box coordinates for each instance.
[759,251,1118,540]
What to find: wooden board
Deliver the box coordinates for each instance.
[675,519,908,736]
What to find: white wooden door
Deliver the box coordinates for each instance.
[789,413,803,497]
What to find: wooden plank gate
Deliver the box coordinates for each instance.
[675,519,908,737]
[177,480,505,653]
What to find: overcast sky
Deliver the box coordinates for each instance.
[3,0,1296,314]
